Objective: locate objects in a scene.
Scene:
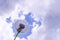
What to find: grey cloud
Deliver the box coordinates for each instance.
[0,0,20,16]
[45,13,60,29]
[44,0,60,29]
[44,0,60,40]
[26,0,60,40]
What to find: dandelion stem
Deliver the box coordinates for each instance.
[14,32,19,40]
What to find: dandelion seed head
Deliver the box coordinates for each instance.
[13,19,29,34]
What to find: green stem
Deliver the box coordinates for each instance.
[14,32,19,40]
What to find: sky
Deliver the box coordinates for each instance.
[0,0,60,40]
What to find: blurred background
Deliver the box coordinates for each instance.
[0,0,60,40]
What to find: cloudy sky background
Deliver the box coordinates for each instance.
[0,0,60,40]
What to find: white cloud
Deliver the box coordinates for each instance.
[26,0,60,40]
[28,23,47,40]
[29,0,51,21]
[0,17,14,40]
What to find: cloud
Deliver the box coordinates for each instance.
[0,0,60,40]
[29,0,51,21]
[41,0,60,40]
[27,23,47,40]
[0,17,14,40]
[0,0,20,16]
[26,0,60,40]
[43,5,60,40]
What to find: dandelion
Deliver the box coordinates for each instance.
[13,20,29,40]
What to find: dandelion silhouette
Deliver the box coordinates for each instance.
[17,24,25,33]
[14,20,29,40]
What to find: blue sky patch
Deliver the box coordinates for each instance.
[5,17,11,23]
[25,13,36,25]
